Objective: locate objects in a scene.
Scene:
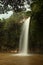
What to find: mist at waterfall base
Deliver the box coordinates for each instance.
[12,17,31,56]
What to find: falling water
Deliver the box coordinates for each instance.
[12,17,31,56]
[19,17,30,55]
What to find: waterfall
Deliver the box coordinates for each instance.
[12,17,31,56]
[19,17,30,55]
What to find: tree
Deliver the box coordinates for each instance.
[29,0,43,53]
[0,0,31,13]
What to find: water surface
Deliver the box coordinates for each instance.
[0,53,43,65]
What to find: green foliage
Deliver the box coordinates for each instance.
[0,10,31,52]
[25,11,31,17]
[0,0,30,13]
[5,11,30,23]
[29,0,43,53]
[0,15,22,51]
